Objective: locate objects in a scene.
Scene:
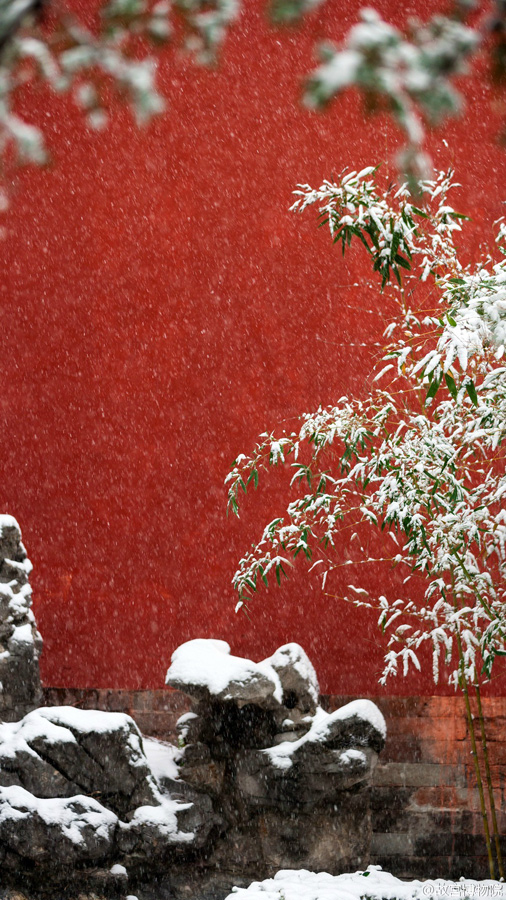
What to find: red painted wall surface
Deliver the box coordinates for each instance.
[2,0,505,695]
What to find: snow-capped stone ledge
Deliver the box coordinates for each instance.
[167,638,284,707]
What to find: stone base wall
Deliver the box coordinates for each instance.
[43,686,191,738]
[326,695,506,881]
[42,688,506,882]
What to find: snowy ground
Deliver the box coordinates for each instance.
[226,867,506,900]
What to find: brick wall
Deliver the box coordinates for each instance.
[327,695,506,880]
[42,688,506,881]
[43,687,192,738]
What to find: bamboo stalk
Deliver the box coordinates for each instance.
[451,576,496,878]
[459,671,495,879]
[474,683,504,880]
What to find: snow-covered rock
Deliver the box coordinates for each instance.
[0,634,386,896]
[0,516,42,721]
[166,638,283,708]
[168,638,385,878]
[234,700,385,812]
[0,707,160,811]
[0,706,211,885]
[264,699,386,771]
[266,642,319,715]
[0,785,118,864]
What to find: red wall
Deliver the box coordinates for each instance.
[2,0,505,695]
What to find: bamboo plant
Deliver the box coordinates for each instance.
[226,166,506,877]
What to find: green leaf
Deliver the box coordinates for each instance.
[394,254,411,270]
[368,228,380,250]
[481,658,493,678]
[425,374,442,403]
[444,372,458,399]
[465,380,478,406]
[354,228,372,254]
[447,315,457,327]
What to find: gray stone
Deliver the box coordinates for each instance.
[0,787,118,865]
[265,643,319,716]
[0,707,205,886]
[0,636,386,897]
[0,708,160,815]
[169,639,386,886]
[166,639,282,710]
[234,744,378,811]
[255,800,371,872]
[0,517,42,722]
[38,707,160,813]
[320,708,386,754]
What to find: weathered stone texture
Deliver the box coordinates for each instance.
[0,706,217,893]
[0,639,385,898]
[327,693,506,881]
[38,688,506,884]
[163,640,385,885]
[0,517,42,721]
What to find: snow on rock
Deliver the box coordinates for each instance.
[168,638,386,879]
[35,705,145,735]
[330,699,387,740]
[0,516,42,721]
[264,700,386,769]
[0,633,388,894]
[144,737,182,783]
[0,705,208,882]
[122,797,193,842]
[264,643,319,714]
[110,863,128,876]
[263,700,385,772]
[116,794,198,863]
[175,711,198,744]
[166,638,283,707]
[0,785,118,863]
[0,707,161,811]
[226,867,506,900]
